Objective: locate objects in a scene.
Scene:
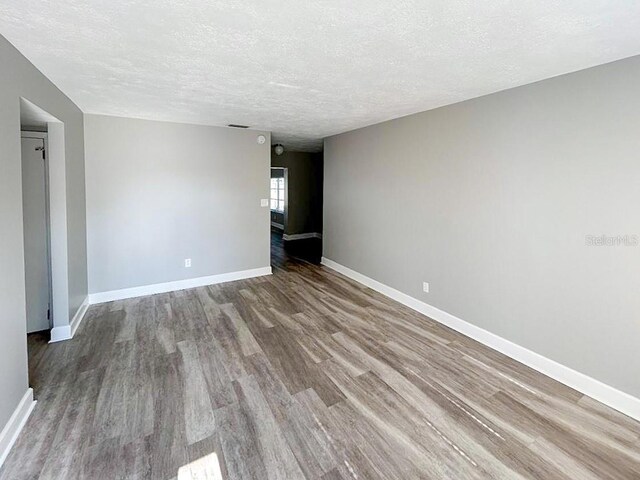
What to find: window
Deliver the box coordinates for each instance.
[270,176,285,212]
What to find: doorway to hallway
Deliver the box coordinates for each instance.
[21,132,52,335]
[269,147,324,268]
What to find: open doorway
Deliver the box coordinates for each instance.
[270,147,324,268]
[21,131,53,335]
[270,167,287,230]
[270,167,288,268]
[19,98,72,398]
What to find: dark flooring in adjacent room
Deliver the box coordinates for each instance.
[270,227,322,268]
[1,241,639,479]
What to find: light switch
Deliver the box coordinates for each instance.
[260,199,269,207]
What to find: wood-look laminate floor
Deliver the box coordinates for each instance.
[2,243,639,479]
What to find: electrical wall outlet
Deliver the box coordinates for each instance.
[184,258,192,268]
[260,199,269,207]
[422,282,429,293]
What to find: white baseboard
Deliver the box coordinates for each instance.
[283,232,322,241]
[49,325,71,343]
[321,257,640,422]
[0,389,36,469]
[88,267,272,304]
[271,222,284,230]
[49,296,89,343]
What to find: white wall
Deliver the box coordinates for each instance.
[84,114,271,295]
[324,55,640,399]
[0,35,88,433]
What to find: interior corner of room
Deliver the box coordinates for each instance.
[1,3,640,477]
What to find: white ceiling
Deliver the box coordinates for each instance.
[2,1,640,151]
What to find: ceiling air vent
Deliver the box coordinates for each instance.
[227,124,249,128]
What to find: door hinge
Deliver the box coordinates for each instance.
[47,308,51,320]
[35,146,45,160]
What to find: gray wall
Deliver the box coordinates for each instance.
[85,114,271,294]
[272,149,323,236]
[324,55,640,398]
[0,35,88,429]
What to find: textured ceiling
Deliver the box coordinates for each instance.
[2,1,640,151]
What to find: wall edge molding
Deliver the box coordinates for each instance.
[0,388,36,469]
[283,232,322,241]
[88,266,272,304]
[320,256,640,422]
[70,297,90,337]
